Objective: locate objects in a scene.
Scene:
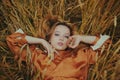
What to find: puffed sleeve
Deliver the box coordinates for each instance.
[76,48,97,65]
[6,29,28,60]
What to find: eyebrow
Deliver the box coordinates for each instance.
[55,31,60,33]
[55,31,70,35]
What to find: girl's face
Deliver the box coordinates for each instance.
[50,25,70,50]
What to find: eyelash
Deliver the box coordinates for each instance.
[65,36,69,39]
[55,34,69,38]
[55,34,59,36]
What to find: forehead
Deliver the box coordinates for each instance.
[54,25,70,32]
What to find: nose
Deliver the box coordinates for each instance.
[59,36,64,41]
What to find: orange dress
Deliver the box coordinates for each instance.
[6,32,105,80]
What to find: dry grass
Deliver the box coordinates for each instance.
[0,0,120,80]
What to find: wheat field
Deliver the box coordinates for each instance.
[0,0,120,80]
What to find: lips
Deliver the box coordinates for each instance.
[58,42,64,46]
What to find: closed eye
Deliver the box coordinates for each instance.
[65,36,69,39]
[55,33,60,36]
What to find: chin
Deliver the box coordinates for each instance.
[55,47,66,51]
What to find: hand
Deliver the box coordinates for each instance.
[67,35,82,48]
[40,39,58,59]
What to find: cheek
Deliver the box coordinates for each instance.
[64,39,69,44]
[50,36,57,42]
[50,36,58,45]
[50,35,68,45]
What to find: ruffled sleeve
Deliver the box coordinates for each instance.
[91,34,110,50]
[89,34,111,64]
[6,29,28,60]
[76,34,110,65]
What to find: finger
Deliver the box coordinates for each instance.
[68,38,75,47]
[54,49,59,55]
[47,53,54,60]
[68,41,73,48]
[69,36,73,39]
[68,40,79,48]
[51,48,58,55]
[49,48,55,60]
[68,42,74,48]
[46,46,51,54]
[44,50,47,53]
[66,39,70,45]
[68,44,77,48]
[67,37,73,45]
[71,44,78,48]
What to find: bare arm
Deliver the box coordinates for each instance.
[79,35,97,44]
[15,28,43,44]
[25,35,43,44]
[15,29,58,56]
[68,34,110,50]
